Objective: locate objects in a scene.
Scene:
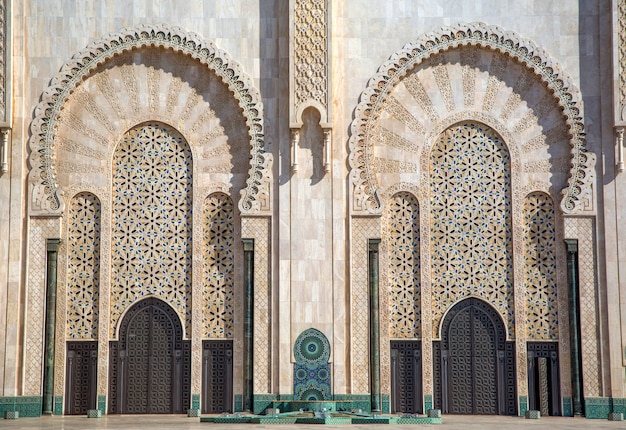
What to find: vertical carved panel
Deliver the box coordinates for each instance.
[523,193,558,340]
[619,0,626,121]
[292,0,330,124]
[430,123,514,337]
[111,123,192,337]
[0,0,7,123]
[67,193,101,340]
[241,217,271,393]
[25,217,61,395]
[564,217,600,397]
[202,194,234,338]
[351,217,380,392]
[387,193,421,338]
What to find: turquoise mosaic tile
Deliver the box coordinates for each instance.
[234,394,243,412]
[54,396,63,415]
[519,395,528,416]
[97,395,106,415]
[250,417,298,424]
[293,329,331,401]
[382,394,390,414]
[585,397,611,419]
[352,417,398,424]
[562,397,572,417]
[191,394,200,410]
[0,396,43,417]
[252,394,275,414]
[424,394,433,412]
[612,397,626,414]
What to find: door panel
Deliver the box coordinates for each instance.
[202,340,233,413]
[65,342,97,415]
[390,340,422,414]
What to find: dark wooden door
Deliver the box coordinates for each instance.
[391,340,422,414]
[202,340,233,413]
[65,341,97,415]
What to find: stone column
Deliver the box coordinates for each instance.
[243,238,254,412]
[369,239,381,413]
[565,239,583,416]
[42,238,61,415]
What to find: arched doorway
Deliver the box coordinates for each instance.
[437,298,516,415]
[108,298,190,414]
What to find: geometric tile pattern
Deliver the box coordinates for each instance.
[387,193,421,338]
[111,122,193,337]
[565,217,600,397]
[523,193,558,340]
[351,217,380,393]
[430,123,514,337]
[202,193,234,338]
[293,328,331,400]
[67,192,101,339]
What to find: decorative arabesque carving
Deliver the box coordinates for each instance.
[111,123,192,337]
[0,0,7,123]
[28,24,268,216]
[348,22,593,215]
[430,123,515,337]
[619,0,626,122]
[67,192,101,340]
[292,0,330,125]
[523,192,558,340]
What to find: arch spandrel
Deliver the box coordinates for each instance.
[348,22,594,215]
[28,24,271,217]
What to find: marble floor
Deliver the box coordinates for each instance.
[1,414,625,430]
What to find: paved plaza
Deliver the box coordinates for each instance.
[1,415,625,430]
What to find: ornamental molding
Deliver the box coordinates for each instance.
[28,24,268,216]
[348,22,593,215]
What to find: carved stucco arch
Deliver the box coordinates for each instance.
[28,24,269,216]
[348,22,593,215]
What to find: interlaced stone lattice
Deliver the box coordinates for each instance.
[67,192,101,340]
[387,193,421,338]
[523,193,558,340]
[430,122,514,337]
[202,194,234,338]
[294,0,328,110]
[111,123,192,337]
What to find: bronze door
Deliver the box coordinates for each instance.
[108,298,190,414]
[65,341,97,415]
[390,340,422,414]
[436,298,516,415]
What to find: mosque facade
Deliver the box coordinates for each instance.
[0,0,625,419]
